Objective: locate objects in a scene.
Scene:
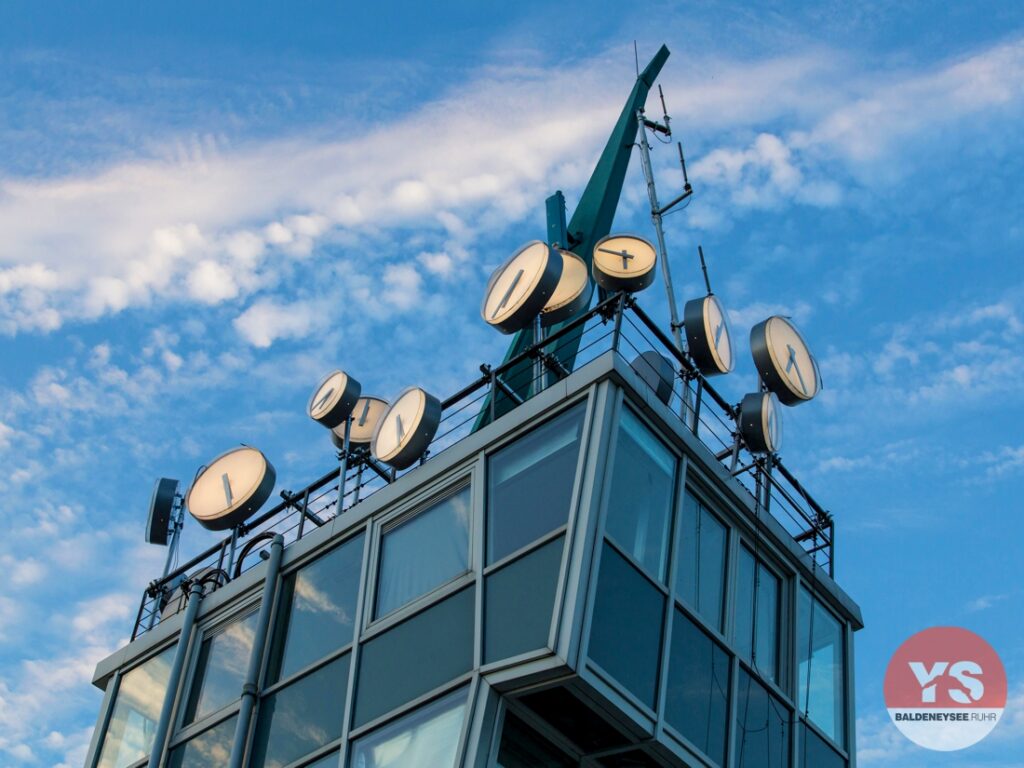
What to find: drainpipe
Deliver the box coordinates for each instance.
[148,578,205,768]
[228,533,285,768]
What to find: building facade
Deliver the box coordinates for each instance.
[85,342,862,768]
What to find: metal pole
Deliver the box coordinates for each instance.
[228,534,285,768]
[532,314,545,397]
[337,417,352,513]
[636,108,690,420]
[226,527,239,580]
[148,579,204,768]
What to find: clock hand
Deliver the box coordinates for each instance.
[221,473,233,506]
[358,399,370,427]
[395,414,405,442]
[714,321,724,348]
[491,269,524,319]
[313,387,335,413]
[785,344,808,395]
[597,247,635,270]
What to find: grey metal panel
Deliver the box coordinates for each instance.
[484,535,565,663]
[353,586,475,728]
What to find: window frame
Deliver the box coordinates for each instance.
[674,485,731,635]
[795,584,849,754]
[732,541,788,693]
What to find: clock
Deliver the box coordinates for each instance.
[540,249,592,326]
[482,240,563,334]
[308,370,362,429]
[738,392,782,454]
[683,294,734,376]
[371,387,443,469]
[631,351,675,406]
[146,477,179,546]
[750,316,820,405]
[332,396,389,448]
[592,234,657,293]
[186,446,277,530]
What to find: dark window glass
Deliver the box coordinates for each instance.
[251,654,349,768]
[485,535,564,663]
[167,714,237,768]
[665,608,729,766]
[598,750,660,767]
[376,486,471,618]
[589,542,664,709]
[305,753,340,768]
[351,687,468,768]
[797,589,845,746]
[604,409,676,581]
[487,405,586,564]
[184,610,259,724]
[735,668,790,768]
[355,588,474,728]
[97,645,175,768]
[799,722,846,768]
[734,547,781,685]
[675,491,727,631]
[519,687,628,753]
[496,711,575,768]
[272,533,363,683]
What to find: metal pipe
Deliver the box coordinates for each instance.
[148,579,204,768]
[337,417,352,512]
[228,533,284,768]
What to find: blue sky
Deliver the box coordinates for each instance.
[1,1,1022,766]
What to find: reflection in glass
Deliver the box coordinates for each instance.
[304,751,341,768]
[487,405,585,564]
[496,711,574,767]
[351,687,467,768]
[97,645,175,768]
[376,486,471,618]
[799,722,846,768]
[734,668,790,768]
[589,543,664,709]
[167,714,237,768]
[604,409,676,581]
[184,610,259,724]
[251,654,349,768]
[273,533,363,683]
[665,608,729,766]
[797,589,845,745]
[675,491,727,631]
[734,547,781,685]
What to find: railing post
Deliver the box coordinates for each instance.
[611,293,626,352]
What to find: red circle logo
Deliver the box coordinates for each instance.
[884,627,1007,751]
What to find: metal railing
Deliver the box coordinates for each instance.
[131,293,835,640]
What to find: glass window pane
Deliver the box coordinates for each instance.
[665,608,729,766]
[488,405,585,564]
[734,547,781,685]
[604,409,676,581]
[799,722,846,768]
[305,752,341,768]
[167,714,237,768]
[675,492,727,631]
[351,687,468,768]
[97,645,176,768]
[251,653,349,768]
[184,610,259,724]
[273,533,363,683]
[735,668,790,768]
[496,711,575,768]
[588,542,664,709]
[376,486,471,618]
[797,590,845,745]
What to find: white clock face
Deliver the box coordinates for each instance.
[704,295,734,373]
[592,234,657,291]
[336,396,389,446]
[763,393,782,453]
[309,371,348,419]
[764,316,818,401]
[187,446,274,530]
[482,241,559,331]
[541,249,591,325]
[373,388,428,463]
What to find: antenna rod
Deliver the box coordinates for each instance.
[698,245,713,295]
[658,84,670,129]
[678,141,691,188]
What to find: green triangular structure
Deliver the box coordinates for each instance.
[474,45,670,430]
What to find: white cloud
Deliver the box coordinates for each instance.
[233,298,322,347]
[186,259,239,303]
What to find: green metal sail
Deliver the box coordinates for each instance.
[474,45,670,430]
